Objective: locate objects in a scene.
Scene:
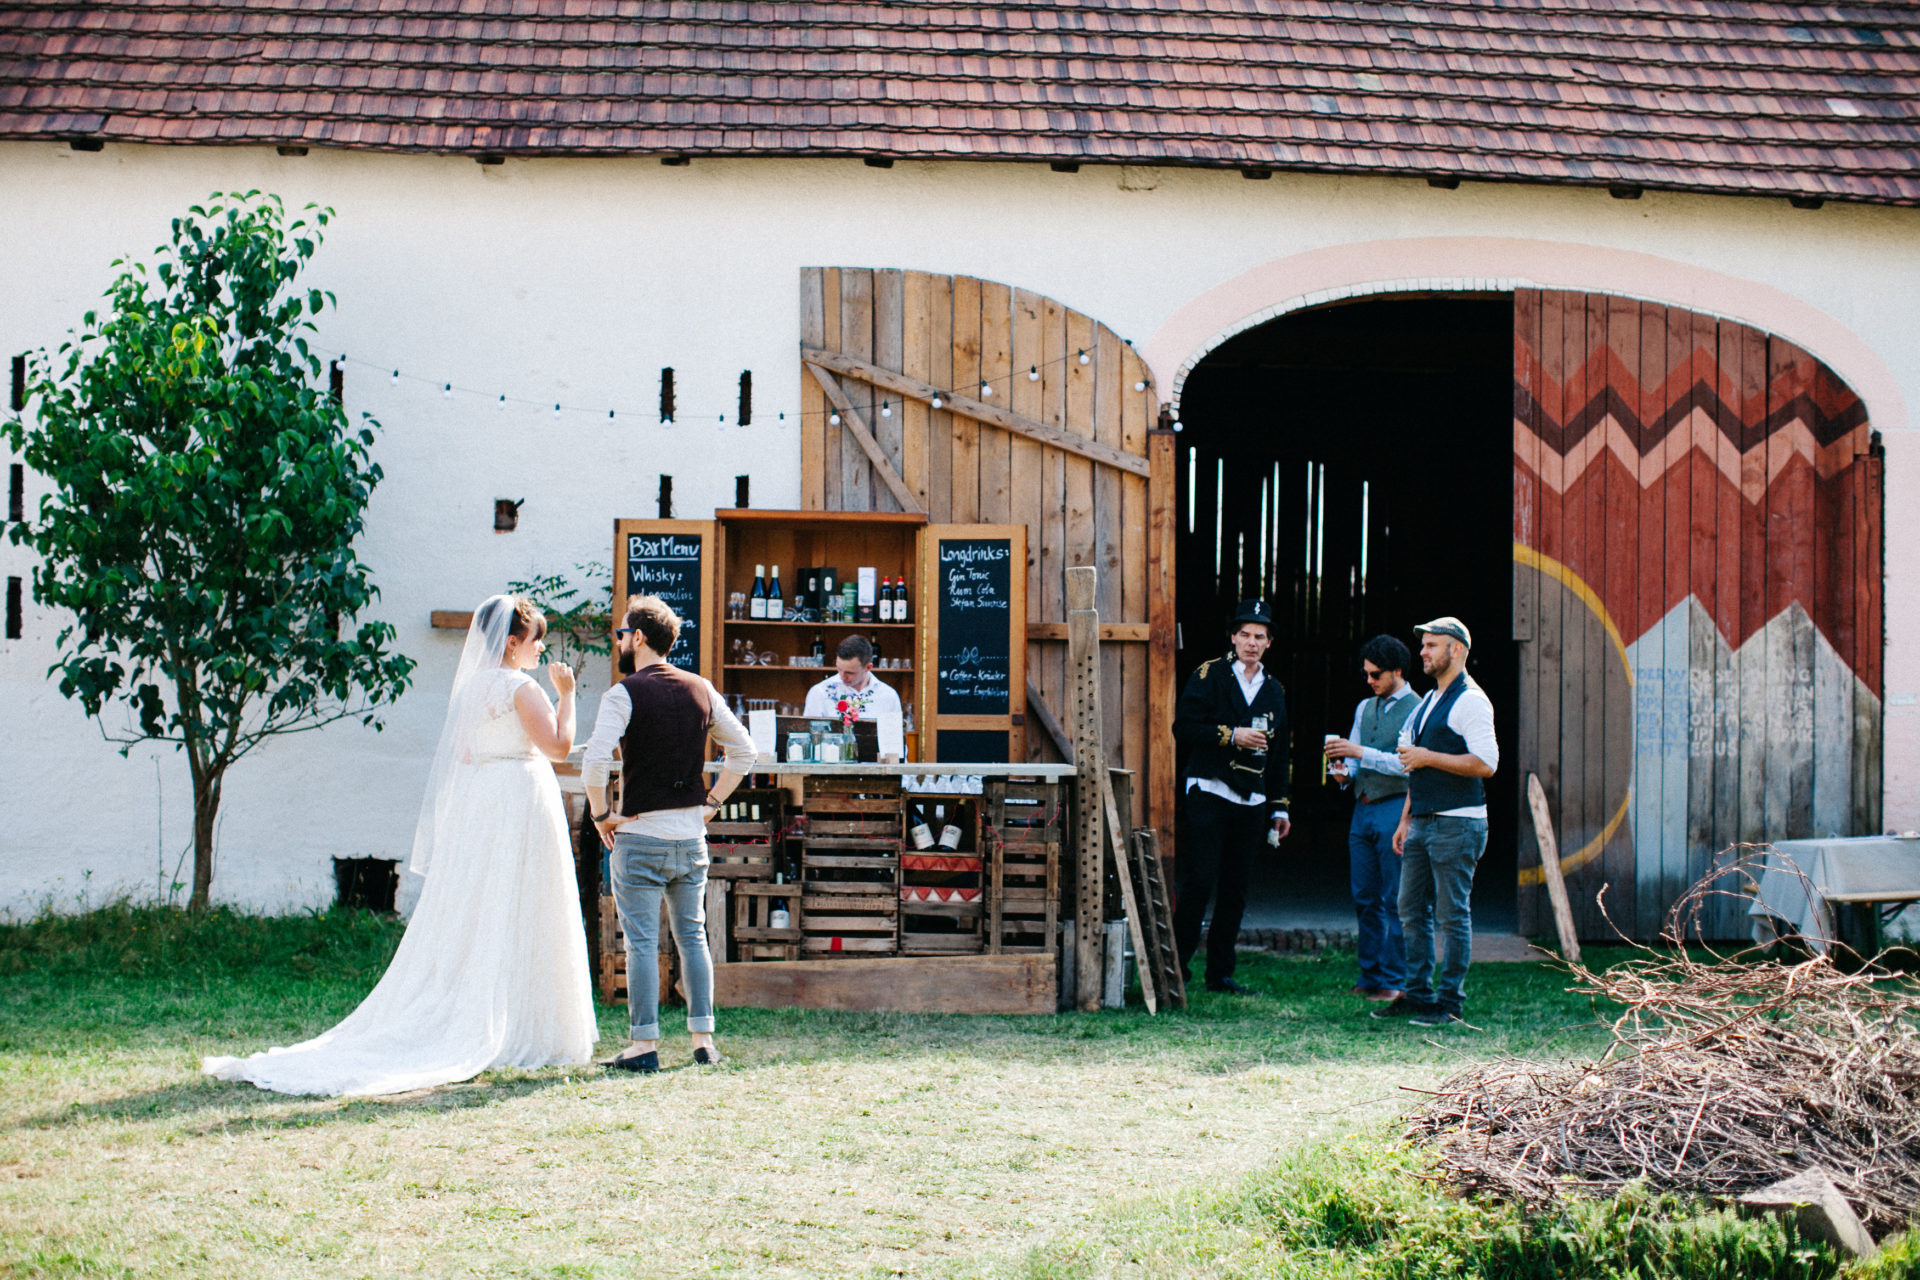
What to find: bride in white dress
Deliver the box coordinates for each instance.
[204,595,598,1096]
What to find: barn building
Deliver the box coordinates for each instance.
[2,1,1916,939]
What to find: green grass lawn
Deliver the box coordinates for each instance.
[0,906,1903,1279]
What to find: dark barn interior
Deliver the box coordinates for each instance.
[1174,295,1519,932]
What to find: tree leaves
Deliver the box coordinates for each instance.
[2,191,417,908]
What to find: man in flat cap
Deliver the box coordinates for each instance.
[1376,617,1498,1028]
[1172,599,1291,995]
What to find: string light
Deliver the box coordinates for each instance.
[552,403,561,418]
[1134,380,1148,392]
[498,394,507,410]
[980,383,993,397]
[1028,366,1039,381]
[607,409,615,420]
[880,401,892,418]
[1077,349,1090,365]
[442,383,452,399]
[930,395,943,409]
[829,412,842,425]
[389,369,399,386]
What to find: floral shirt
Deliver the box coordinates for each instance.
[802,673,903,723]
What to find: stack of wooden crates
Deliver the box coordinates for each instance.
[596,774,1064,998]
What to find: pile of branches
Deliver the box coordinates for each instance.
[1406,854,1920,1232]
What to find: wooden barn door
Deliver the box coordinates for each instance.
[1514,290,1883,941]
[799,269,1173,851]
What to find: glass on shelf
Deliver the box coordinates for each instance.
[727,591,746,621]
[741,637,756,663]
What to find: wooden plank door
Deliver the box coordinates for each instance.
[801,269,1171,854]
[1513,290,1882,940]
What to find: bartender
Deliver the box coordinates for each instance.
[802,634,903,721]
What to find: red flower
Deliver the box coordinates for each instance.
[835,697,855,729]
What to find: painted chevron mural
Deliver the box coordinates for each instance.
[1513,290,1883,941]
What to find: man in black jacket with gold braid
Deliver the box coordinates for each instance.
[1172,600,1291,994]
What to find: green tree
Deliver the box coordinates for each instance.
[4,192,415,911]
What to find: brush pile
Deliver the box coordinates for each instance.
[1406,855,1920,1232]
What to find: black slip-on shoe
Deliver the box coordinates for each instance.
[609,1049,659,1074]
[692,1047,722,1066]
[1409,1009,1468,1029]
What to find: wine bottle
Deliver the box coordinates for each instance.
[878,577,894,623]
[937,803,963,850]
[768,564,784,621]
[811,631,825,661]
[894,576,910,624]
[909,802,935,850]
[871,633,883,663]
[749,564,767,619]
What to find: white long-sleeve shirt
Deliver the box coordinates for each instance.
[582,670,756,840]
[1343,682,1418,778]
[801,672,902,721]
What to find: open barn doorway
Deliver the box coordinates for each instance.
[1174,294,1518,934]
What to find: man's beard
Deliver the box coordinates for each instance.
[617,649,636,675]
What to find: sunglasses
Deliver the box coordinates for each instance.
[614,627,635,638]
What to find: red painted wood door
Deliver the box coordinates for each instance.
[1514,290,1883,941]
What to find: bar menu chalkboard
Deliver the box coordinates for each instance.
[625,530,704,672]
[935,536,1014,715]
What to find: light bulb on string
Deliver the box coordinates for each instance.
[1077,349,1090,365]
[389,369,399,386]
[880,401,892,418]
[1134,380,1147,392]
[607,409,615,420]
[552,403,561,419]
[1028,366,1039,382]
[829,412,842,426]
[498,394,507,410]
[931,395,943,409]
[442,383,452,400]
[980,382,992,397]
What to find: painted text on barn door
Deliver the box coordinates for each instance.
[1514,290,1883,940]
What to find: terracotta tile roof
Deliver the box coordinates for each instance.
[3,1,1918,205]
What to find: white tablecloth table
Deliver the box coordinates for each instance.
[1750,836,1920,954]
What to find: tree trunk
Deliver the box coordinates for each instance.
[189,764,221,912]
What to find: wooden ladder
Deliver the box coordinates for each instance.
[1126,827,1187,1011]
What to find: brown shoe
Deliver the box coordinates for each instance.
[1363,988,1404,1003]
[1348,984,1371,996]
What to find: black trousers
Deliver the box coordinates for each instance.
[1173,789,1268,984]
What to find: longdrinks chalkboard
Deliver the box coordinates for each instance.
[625,530,704,672]
[935,537,1014,715]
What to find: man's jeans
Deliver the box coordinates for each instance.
[1348,799,1407,992]
[609,832,715,1041]
[1397,815,1487,1015]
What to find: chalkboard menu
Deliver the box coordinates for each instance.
[935,536,1014,715]
[624,530,704,673]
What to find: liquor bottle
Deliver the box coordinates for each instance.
[811,631,825,662]
[871,633,883,663]
[768,564,784,621]
[909,802,935,850]
[822,570,837,619]
[894,576,910,624]
[749,564,767,619]
[856,567,876,623]
[937,804,964,850]
[806,573,819,612]
[878,577,894,623]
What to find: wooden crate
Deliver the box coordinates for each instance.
[707,786,786,880]
[597,893,681,1007]
[898,842,985,955]
[801,889,899,954]
[732,881,802,961]
[985,779,1063,955]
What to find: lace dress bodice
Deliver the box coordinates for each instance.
[469,670,539,762]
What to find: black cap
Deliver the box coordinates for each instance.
[1231,600,1273,630]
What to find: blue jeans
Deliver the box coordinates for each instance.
[609,832,715,1041]
[1397,815,1488,1015]
[1348,799,1407,991]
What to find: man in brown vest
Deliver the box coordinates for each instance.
[584,595,755,1073]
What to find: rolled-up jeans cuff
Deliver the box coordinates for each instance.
[685,1015,716,1033]
[630,1019,662,1041]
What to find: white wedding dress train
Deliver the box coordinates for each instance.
[204,669,597,1096]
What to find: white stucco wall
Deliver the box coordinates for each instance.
[3,143,1916,915]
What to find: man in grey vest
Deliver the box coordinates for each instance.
[1323,634,1418,1003]
[1373,617,1498,1028]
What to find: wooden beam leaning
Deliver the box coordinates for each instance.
[1100,767,1157,1014]
[1026,677,1075,765]
[805,362,924,514]
[803,347,1151,478]
[1526,772,1582,963]
[1066,566,1106,1012]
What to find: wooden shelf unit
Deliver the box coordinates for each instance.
[714,508,927,718]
